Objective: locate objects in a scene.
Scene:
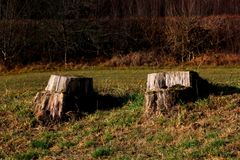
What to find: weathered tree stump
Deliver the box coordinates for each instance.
[34,75,94,122]
[145,71,208,116]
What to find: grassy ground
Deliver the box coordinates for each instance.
[0,66,239,159]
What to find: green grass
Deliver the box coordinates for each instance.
[0,66,239,159]
[91,147,113,158]
[31,139,52,149]
[15,150,39,160]
[180,138,201,149]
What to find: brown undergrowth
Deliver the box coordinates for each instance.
[187,52,240,66]
[1,52,240,75]
[101,52,177,67]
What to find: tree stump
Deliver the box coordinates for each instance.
[34,75,95,122]
[144,71,208,116]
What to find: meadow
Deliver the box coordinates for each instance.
[0,66,239,159]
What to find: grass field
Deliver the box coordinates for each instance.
[0,66,239,159]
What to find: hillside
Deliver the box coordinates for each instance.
[0,67,239,159]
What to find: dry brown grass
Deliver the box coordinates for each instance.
[188,53,240,66]
[1,52,239,74]
[101,52,177,67]
[101,52,240,67]
[0,64,7,72]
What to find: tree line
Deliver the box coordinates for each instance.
[0,0,239,19]
[0,0,239,68]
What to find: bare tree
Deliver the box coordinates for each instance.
[164,0,213,62]
[0,0,28,67]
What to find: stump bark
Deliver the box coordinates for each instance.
[144,71,208,116]
[34,75,94,122]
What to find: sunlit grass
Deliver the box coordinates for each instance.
[0,66,239,159]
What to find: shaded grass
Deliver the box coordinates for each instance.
[0,66,239,159]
